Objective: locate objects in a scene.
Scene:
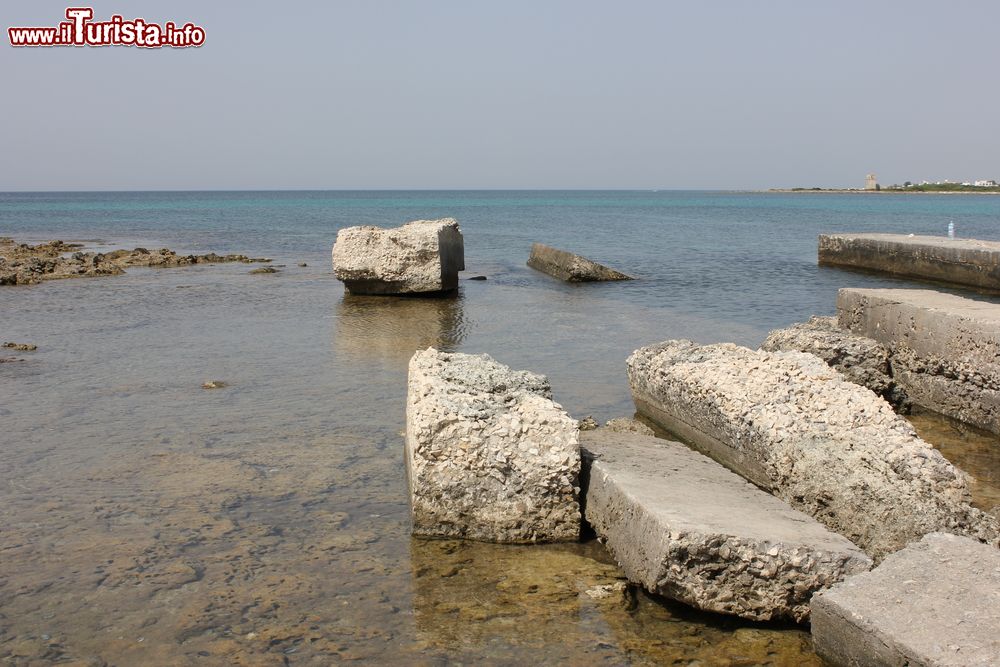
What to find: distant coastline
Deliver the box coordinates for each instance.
[768,188,1000,195]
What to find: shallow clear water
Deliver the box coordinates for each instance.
[2,191,999,665]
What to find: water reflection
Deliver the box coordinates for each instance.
[332,292,470,365]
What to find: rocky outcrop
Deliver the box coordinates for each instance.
[627,340,999,561]
[527,243,633,282]
[761,315,908,410]
[405,348,580,543]
[0,238,270,286]
[332,219,465,295]
[581,430,871,623]
[2,342,37,351]
[839,288,1000,434]
[811,532,1000,667]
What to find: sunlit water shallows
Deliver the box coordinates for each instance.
[2,191,999,665]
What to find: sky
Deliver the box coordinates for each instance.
[2,1,999,190]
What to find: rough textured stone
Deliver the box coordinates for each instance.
[582,430,871,622]
[332,218,465,295]
[405,348,580,543]
[527,243,633,282]
[819,233,1000,290]
[839,288,1000,434]
[627,340,999,561]
[761,316,908,408]
[811,532,1000,667]
[603,417,655,436]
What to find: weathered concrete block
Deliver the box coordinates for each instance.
[839,288,1000,434]
[582,430,871,622]
[819,233,1000,290]
[811,532,1000,667]
[627,340,999,560]
[761,315,903,406]
[332,218,465,295]
[527,243,633,282]
[405,348,580,543]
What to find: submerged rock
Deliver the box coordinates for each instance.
[2,342,37,351]
[582,430,871,622]
[527,243,633,282]
[627,340,999,561]
[332,218,465,295]
[201,380,228,389]
[249,266,279,274]
[405,348,580,543]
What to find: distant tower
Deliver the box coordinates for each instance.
[865,174,878,190]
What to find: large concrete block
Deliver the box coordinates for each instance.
[332,218,465,294]
[818,233,1000,290]
[627,340,999,561]
[811,532,1000,667]
[405,348,580,543]
[582,430,871,622]
[838,288,1000,434]
[527,243,633,282]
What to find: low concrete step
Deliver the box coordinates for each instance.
[581,429,871,622]
[811,532,1000,667]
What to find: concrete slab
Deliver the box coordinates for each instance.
[838,288,1000,434]
[627,340,999,561]
[811,532,1000,667]
[819,233,1000,290]
[527,243,633,282]
[581,429,871,622]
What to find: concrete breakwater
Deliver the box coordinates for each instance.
[818,233,1000,290]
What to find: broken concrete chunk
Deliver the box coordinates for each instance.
[761,315,907,408]
[333,218,465,295]
[811,532,1000,667]
[627,340,999,561]
[527,243,632,282]
[405,348,580,543]
[582,430,871,622]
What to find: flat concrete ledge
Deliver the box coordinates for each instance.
[818,233,1000,290]
[527,243,633,282]
[811,532,1000,667]
[581,430,871,622]
[838,288,1000,433]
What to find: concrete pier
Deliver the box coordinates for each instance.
[838,288,1000,434]
[811,532,1000,667]
[818,233,1000,290]
[581,429,870,622]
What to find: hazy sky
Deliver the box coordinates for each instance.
[3,1,998,190]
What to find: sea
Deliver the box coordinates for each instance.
[2,190,999,665]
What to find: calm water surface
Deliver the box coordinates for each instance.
[2,191,999,665]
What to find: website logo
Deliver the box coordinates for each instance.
[8,7,205,48]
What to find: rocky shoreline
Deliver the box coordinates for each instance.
[0,237,270,286]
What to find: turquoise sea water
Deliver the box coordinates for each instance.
[2,191,999,665]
